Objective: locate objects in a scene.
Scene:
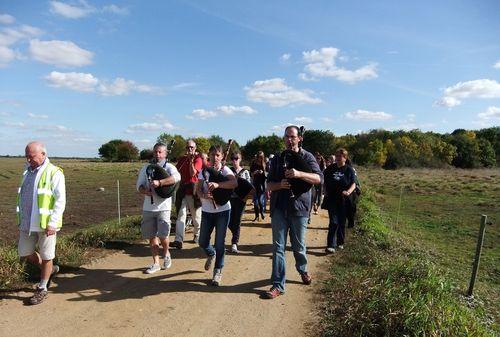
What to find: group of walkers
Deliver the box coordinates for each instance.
[16,125,360,305]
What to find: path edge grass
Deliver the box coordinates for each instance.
[318,189,496,336]
[0,216,141,291]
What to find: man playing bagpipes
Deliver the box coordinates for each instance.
[136,142,181,274]
[264,125,323,299]
[172,139,203,249]
[195,144,237,286]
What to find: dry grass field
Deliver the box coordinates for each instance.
[0,157,144,244]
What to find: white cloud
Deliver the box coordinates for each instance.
[321,117,333,123]
[28,112,49,119]
[102,4,129,15]
[187,109,217,120]
[3,121,26,128]
[50,1,96,19]
[245,78,322,107]
[29,39,93,67]
[295,116,313,124]
[216,105,256,115]
[0,14,15,25]
[126,122,175,133]
[435,79,500,108]
[0,45,15,66]
[302,47,378,84]
[45,71,99,92]
[494,60,500,69]
[344,109,393,121]
[36,124,71,132]
[45,71,162,96]
[478,106,500,120]
[280,53,290,62]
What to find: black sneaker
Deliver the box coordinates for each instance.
[170,241,183,249]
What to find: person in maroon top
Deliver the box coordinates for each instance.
[172,139,203,249]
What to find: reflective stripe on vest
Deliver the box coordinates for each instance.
[16,163,63,229]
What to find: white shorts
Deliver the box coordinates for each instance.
[18,231,57,261]
[141,210,171,239]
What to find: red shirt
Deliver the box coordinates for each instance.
[176,155,203,195]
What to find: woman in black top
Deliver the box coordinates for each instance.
[322,148,356,253]
[250,151,266,221]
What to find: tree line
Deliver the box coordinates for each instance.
[98,126,499,169]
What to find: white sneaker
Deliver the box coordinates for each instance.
[231,243,238,253]
[162,255,172,269]
[325,247,336,253]
[212,269,222,286]
[145,263,161,274]
[338,245,344,250]
[51,265,60,276]
[193,235,199,244]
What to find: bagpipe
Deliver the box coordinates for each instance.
[233,171,255,201]
[201,139,236,207]
[145,140,179,203]
[281,126,313,198]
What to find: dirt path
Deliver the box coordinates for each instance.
[0,208,331,337]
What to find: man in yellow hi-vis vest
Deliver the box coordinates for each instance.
[17,141,66,305]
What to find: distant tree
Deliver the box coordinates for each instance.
[98,139,123,161]
[450,132,481,168]
[478,138,496,167]
[140,149,153,161]
[242,134,285,161]
[208,135,226,148]
[116,141,139,162]
[302,129,336,157]
[476,127,500,164]
[193,137,211,155]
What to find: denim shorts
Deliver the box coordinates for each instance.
[141,210,171,239]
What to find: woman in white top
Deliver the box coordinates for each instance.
[196,145,237,286]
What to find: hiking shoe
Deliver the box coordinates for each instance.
[338,245,344,250]
[170,241,183,250]
[300,272,312,285]
[325,247,336,254]
[212,269,222,286]
[162,255,172,269]
[193,235,199,244]
[28,288,48,305]
[264,287,284,299]
[230,244,238,253]
[204,255,215,271]
[145,263,161,274]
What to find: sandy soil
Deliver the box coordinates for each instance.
[0,208,332,337]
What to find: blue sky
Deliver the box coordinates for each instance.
[0,0,499,157]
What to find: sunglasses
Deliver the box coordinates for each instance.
[186,146,195,149]
[231,157,240,160]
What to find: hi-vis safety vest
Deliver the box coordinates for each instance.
[16,163,63,229]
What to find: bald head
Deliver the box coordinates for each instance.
[25,141,47,169]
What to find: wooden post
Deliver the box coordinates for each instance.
[467,215,487,297]
[117,180,121,226]
[395,185,404,230]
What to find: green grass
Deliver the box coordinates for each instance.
[0,215,141,290]
[320,191,496,336]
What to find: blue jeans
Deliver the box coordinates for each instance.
[253,193,266,218]
[199,210,230,270]
[270,208,308,292]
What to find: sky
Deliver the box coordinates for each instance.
[0,0,499,157]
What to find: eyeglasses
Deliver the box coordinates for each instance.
[231,157,239,161]
[186,146,195,149]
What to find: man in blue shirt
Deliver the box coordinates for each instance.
[265,126,323,299]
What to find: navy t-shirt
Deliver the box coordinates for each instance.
[323,164,356,204]
[267,148,323,217]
